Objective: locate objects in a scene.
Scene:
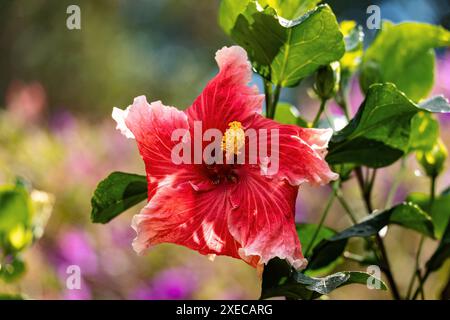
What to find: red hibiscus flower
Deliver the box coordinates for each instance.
[113,46,338,270]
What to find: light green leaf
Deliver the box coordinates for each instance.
[230,3,345,87]
[360,21,450,101]
[409,112,439,152]
[218,0,251,35]
[274,102,307,126]
[258,0,321,20]
[91,172,147,224]
[0,186,32,233]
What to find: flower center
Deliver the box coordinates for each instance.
[221,121,245,155]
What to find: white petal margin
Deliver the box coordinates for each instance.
[112,107,135,139]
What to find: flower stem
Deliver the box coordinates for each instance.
[263,80,281,120]
[311,99,327,128]
[305,181,339,257]
[336,192,358,224]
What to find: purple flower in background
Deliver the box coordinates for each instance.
[433,51,450,124]
[50,110,76,134]
[130,268,198,300]
[63,278,92,300]
[329,77,364,117]
[57,229,98,275]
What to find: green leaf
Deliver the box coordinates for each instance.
[91,172,147,224]
[218,0,251,35]
[292,271,387,295]
[230,3,345,87]
[261,259,386,300]
[327,83,449,168]
[0,293,25,300]
[327,83,419,167]
[0,186,32,233]
[296,223,336,254]
[274,102,307,126]
[409,112,439,152]
[360,21,450,101]
[308,203,434,270]
[407,190,450,239]
[258,0,321,20]
[0,256,26,283]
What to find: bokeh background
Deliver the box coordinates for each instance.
[0,0,449,299]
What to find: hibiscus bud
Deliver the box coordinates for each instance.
[314,62,340,100]
[416,139,448,178]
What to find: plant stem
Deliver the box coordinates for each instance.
[406,235,425,299]
[385,157,407,209]
[269,84,281,119]
[336,192,358,224]
[412,269,430,300]
[312,99,327,128]
[409,175,437,299]
[264,79,273,118]
[354,166,401,300]
[305,182,338,257]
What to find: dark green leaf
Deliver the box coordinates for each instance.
[426,221,450,272]
[308,203,434,270]
[230,3,345,87]
[360,21,450,101]
[327,83,418,167]
[261,258,386,300]
[91,172,147,224]
[327,83,449,168]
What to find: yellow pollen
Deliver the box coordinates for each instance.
[221,121,245,155]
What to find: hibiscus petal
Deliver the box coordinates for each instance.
[228,168,308,269]
[131,176,242,260]
[117,95,192,180]
[250,115,338,186]
[186,46,264,132]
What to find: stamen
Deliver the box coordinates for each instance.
[221,121,245,155]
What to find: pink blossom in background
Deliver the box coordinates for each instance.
[6,80,47,123]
